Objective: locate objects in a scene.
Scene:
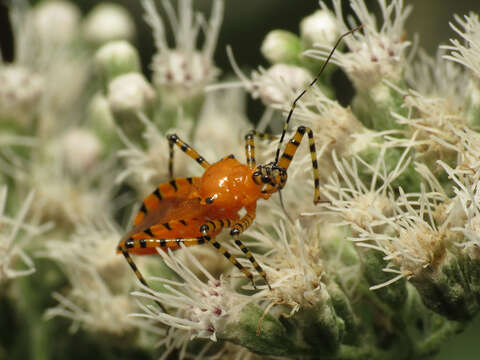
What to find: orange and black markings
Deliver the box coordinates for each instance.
[117,25,363,313]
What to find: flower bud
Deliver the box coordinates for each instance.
[31,0,81,44]
[94,41,141,87]
[107,73,156,140]
[360,248,408,308]
[300,9,339,49]
[411,249,479,321]
[60,128,102,174]
[261,30,302,65]
[107,73,155,117]
[83,3,135,46]
[0,65,43,127]
[219,303,301,356]
[252,64,311,106]
[86,93,116,144]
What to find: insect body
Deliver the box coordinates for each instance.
[117,26,362,313]
[118,129,320,291]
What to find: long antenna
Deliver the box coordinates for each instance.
[274,24,364,165]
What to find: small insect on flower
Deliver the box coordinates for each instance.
[117,26,363,313]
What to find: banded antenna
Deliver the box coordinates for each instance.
[273,24,364,165]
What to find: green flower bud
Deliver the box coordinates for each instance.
[261,30,302,65]
[411,250,479,321]
[219,303,304,357]
[360,248,408,309]
[86,93,118,150]
[107,72,156,139]
[83,3,135,46]
[292,284,345,356]
[94,41,141,89]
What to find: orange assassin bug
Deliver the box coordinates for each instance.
[117,26,363,313]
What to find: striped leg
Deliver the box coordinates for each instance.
[167,134,210,179]
[230,208,271,290]
[122,237,206,253]
[118,246,169,314]
[199,219,257,288]
[276,126,321,204]
[244,130,278,168]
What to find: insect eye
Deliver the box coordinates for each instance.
[205,196,214,204]
[261,175,270,183]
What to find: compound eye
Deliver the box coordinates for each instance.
[261,175,270,183]
[205,196,214,204]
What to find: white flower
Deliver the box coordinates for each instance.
[307,0,412,89]
[131,245,253,357]
[9,2,89,122]
[442,13,480,82]
[142,0,223,103]
[82,3,136,45]
[247,218,327,316]
[31,0,81,45]
[60,128,103,174]
[0,65,43,125]
[389,84,467,162]
[116,112,192,192]
[0,187,51,281]
[405,49,469,102]
[42,219,146,335]
[216,55,312,107]
[5,139,115,226]
[321,145,411,235]
[352,185,452,290]
[107,73,156,116]
[300,9,339,48]
[194,89,251,162]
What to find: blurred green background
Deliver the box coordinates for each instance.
[1,0,480,359]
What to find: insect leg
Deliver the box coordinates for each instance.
[276,126,322,204]
[199,220,257,288]
[230,208,271,290]
[167,134,210,179]
[122,236,206,252]
[244,130,278,169]
[118,245,169,313]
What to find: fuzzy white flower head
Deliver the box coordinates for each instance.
[307,0,412,90]
[31,0,81,44]
[131,245,253,357]
[353,186,450,289]
[43,219,144,335]
[442,13,480,83]
[405,49,469,102]
[107,73,156,116]
[248,218,326,316]
[0,188,51,282]
[220,53,312,107]
[389,84,467,162]
[321,145,412,235]
[142,0,223,103]
[0,65,43,125]
[292,87,364,156]
[300,9,339,48]
[194,89,250,162]
[83,3,136,45]
[116,112,191,192]
[18,143,114,226]
[60,128,103,174]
